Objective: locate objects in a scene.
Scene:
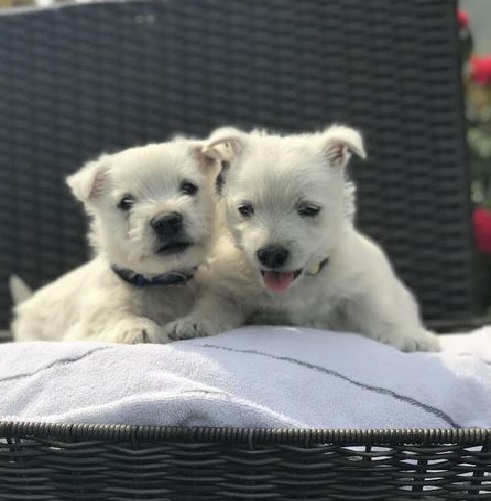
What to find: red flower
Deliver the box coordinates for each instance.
[470,56,491,85]
[458,9,469,29]
[474,208,491,255]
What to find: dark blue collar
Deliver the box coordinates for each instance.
[111,264,197,287]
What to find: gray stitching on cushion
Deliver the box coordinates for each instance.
[202,343,460,428]
[0,346,113,384]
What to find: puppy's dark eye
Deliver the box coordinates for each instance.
[181,181,198,196]
[297,204,320,217]
[238,204,254,217]
[118,195,135,211]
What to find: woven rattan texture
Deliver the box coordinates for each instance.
[1,423,490,500]
[0,0,473,329]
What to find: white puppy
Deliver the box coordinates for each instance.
[12,139,220,343]
[164,126,440,352]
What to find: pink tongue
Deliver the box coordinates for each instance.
[263,271,294,292]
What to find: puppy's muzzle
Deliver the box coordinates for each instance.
[151,212,183,237]
[257,245,289,269]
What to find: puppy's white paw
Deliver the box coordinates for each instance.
[163,317,217,341]
[385,329,441,353]
[104,318,171,345]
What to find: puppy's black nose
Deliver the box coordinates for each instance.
[151,212,183,236]
[257,245,289,268]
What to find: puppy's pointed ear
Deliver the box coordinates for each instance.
[202,127,246,162]
[323,125,366,169]
[66,155,110,203]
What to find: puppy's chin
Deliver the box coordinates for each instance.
[134,243,207,275]
[103,238,208,276]
[155,241,192,256]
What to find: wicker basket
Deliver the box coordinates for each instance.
[0,0,487,499]
[1,423,490,500]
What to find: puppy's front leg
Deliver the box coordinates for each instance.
[101,316,171,344]
[343,282,440,352]
[66,304,171,344]
[163,293,246,341]
[334,232,440,352]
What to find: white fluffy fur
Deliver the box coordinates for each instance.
[163,125,440,352]
[12,140,220,343]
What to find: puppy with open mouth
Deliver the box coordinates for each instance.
[12,139,221,343]
[163,125,440,352]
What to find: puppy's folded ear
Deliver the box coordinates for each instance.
[186,142,221,179]
[66,155,110,203]
[323,125,366,169]
[202,127,247,162]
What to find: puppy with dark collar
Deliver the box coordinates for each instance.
[12,139,220,343]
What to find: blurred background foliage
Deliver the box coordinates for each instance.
[459,7,491,315]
